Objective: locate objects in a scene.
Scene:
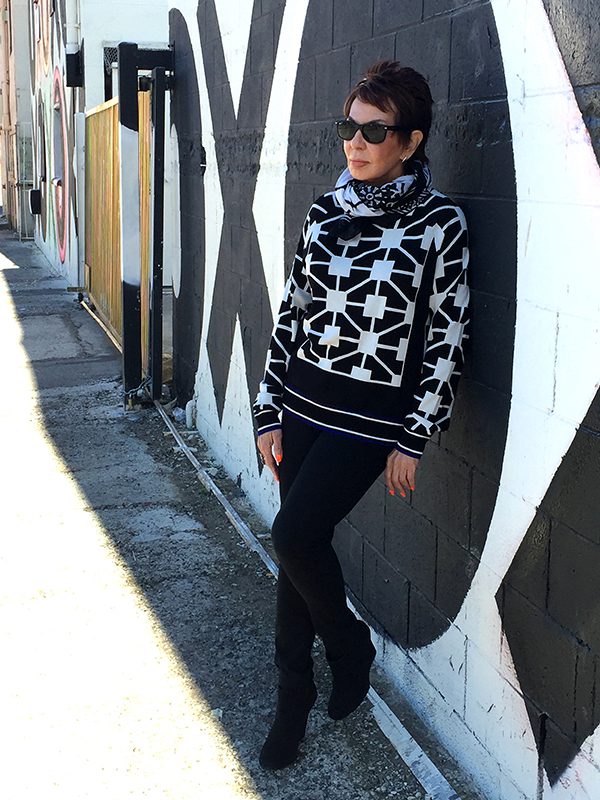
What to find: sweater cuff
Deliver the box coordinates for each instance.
[254,406,282,435]
[257,422,282,436]
[395,428,429,459]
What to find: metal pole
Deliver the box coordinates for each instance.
[117,42,142,405]
[149,67,166,400]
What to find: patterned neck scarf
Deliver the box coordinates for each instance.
[331,160,432,241]
[334,159,432,217]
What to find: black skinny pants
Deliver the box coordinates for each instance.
[272,411,391,687]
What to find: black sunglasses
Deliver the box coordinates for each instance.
[335,118,406,145]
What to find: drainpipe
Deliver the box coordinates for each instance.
[64,0,85,289]
[65,0,82,88]
[0,0,11,217]
[64,0,80,48]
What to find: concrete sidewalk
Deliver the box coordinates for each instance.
[0,230,473,800]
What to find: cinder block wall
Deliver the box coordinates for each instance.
[286,0,516,654]
[168,1,600,797]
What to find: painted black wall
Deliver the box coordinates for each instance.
[170,10,206,405]
[498,389,600,783]
[284,0,516,650]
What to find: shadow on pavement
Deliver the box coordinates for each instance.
[1,231,428,800]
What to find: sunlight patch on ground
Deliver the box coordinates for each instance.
[0,270,262,799]
[0,250,19,269]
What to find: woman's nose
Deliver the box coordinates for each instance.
[351,130,367,148]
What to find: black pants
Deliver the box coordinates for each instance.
[271,411,391,687]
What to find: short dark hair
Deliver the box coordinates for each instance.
[343,61,433,164]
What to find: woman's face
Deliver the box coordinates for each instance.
[343,97,416,186]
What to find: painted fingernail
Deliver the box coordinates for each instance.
[275,454,283,464]
[389,489,395,496]
[410,484,415,491]
[400,490,406,498]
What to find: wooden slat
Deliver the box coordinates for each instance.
[84,93,151,356]
[84,100,122,341]
[84,97,119,117]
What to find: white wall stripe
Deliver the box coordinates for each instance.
[253,0,311,319]
[212,0,254,119]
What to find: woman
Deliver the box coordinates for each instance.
[253,61,469,770]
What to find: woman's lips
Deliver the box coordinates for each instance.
[349,159,369,167]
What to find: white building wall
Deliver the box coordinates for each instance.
[0,0,34,235]
[25,0,167,281]
[79,0,168,110]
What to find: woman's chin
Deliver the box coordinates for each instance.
[348,164,371,181]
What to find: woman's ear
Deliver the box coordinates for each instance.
[404,129,424,160]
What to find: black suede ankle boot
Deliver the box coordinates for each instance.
[327,620,376,721]
[259,680,318,770]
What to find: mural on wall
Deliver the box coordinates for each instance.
[52,65,69,263]
[489,0,600,788]
[28,0,78,278]
[35,91,48,240]
[168,8,206,405]
[168,1,599,797]
[202,0,287,433]
[499,388,600,784]
[287,0,517,656]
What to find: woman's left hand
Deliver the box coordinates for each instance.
[385,450,419,498]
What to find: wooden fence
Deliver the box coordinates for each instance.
[84,93,152,372]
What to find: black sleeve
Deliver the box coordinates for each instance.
[395,207,470,458]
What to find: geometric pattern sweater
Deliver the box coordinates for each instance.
[253,185,470,458]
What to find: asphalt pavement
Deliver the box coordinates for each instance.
[0,228,477,800]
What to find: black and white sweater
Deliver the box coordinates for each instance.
[253,172,470,458]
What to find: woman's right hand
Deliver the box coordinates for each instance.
[257,429,283,483]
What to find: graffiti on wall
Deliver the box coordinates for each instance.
[166,0,600,796]
[28,0,78,273]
